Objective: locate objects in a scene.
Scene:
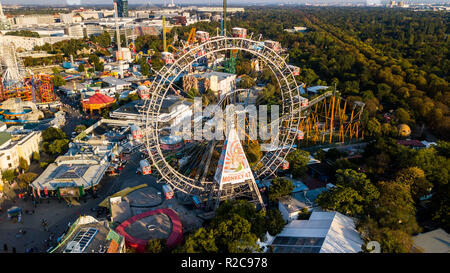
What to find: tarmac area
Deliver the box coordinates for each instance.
[124,214,172,241]
[0,152,156,253]
[0,149,205,253]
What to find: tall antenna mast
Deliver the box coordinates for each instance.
[223,0,227,36]
[114,1,122,60]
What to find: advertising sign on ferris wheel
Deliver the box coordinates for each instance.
[214,127,255,185]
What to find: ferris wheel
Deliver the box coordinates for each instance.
[141,31,306,207]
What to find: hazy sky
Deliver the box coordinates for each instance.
[1,0,449,6]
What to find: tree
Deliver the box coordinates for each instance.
[174,228,218,253]
[316,186,364,216]
[42,127,67,142]
[266,209,286,236]
[212,214,260,253]
[395,167,433,200]
[52,67,60,74]
[5,30,39,38]
[375,181,420,234]
[52,75,66,87]
[237,75,255,89]
[366,118,382,138]
[268,177,294,202]
[316,169,379,216]
[47,139,69,155]
[213,199,267,240]
[78,63,85,72]
[1,169,16,183]
[335,169,379,205]
[186,88,200,100]
[146,239,164,253]
[297,207,312,220]
[32,152,40,162]
[395,108,411,124]
[17,172,38,188]
[74,125,87,133]
[286,150,310,178]
[359,218,413,253]
[19,157,29,172]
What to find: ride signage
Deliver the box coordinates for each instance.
[214,127,255,185]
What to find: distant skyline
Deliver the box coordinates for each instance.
[2,0,450,7]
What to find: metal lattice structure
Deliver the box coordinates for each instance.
[0,41,55,103]
[141,34,304,204]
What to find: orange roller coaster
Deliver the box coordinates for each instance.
[298,95,365,146]
[0,74,55,103]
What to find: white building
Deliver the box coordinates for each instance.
[12,14,55,26]
[65,24,84,38]
[0,131,41,170]
[269,211,364,253]
[59,13,73,24]
[0,34,71,51]
[190,71,236,99]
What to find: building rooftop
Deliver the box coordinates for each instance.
[412,228,450,253]
[271,211,363,253]
[193,71,236,81]
[52,216,124,253]
[83,92,115,105]
[30,154,109,191]
[291,187,329,208]
[0,132,11,147]
[279,196,309,214]
[101,76,132,87]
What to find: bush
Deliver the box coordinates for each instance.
[40,162,49,169]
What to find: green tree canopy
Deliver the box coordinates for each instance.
[52,75,66,87]
[286,149,310,178]
[266,209,286,236]
[268,177,294,202]
[175,228,217,253]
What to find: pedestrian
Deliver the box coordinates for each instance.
[12,247,16,253]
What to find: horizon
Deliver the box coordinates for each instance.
[2,0,450,7]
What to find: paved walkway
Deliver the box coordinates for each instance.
[0,152,156,253]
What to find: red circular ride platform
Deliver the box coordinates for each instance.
[115,208,183,252]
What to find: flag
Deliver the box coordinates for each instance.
[37,187,41,198]
[44,187,48,197]
[32,187,36,199]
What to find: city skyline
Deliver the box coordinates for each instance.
[1,0,450,7]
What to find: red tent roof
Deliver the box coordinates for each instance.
[83,93,115,105]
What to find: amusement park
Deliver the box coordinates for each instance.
[0,1,368,255]
[0,0,447,257]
